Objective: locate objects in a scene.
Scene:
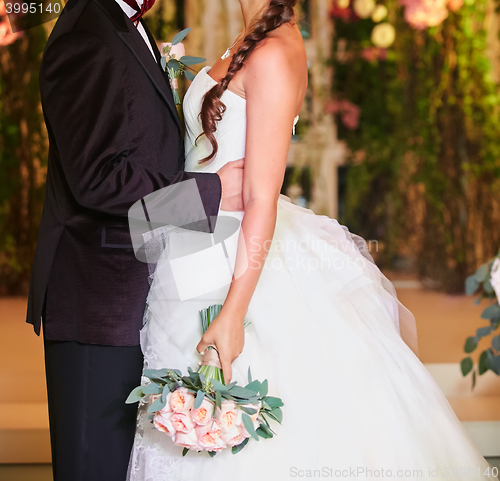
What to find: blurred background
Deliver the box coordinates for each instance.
[1,0,500,478]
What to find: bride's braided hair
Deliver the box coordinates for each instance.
[198,0,297,163]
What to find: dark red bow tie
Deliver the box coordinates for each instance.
[122,0,156,23]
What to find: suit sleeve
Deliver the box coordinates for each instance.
[40,31,221,225]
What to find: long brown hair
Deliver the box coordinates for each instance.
[198,0,297,163]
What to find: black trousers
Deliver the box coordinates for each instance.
[44,339,143,481]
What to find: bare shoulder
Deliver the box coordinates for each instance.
[243,24,308,91]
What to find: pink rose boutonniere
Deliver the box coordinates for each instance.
[160,28,206,105]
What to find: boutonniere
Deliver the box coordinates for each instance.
[160,28,206,105]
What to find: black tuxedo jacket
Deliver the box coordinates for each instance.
[26,0,222,346]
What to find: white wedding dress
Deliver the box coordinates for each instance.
[127,66,496,481]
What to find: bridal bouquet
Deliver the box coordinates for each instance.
[160,27,206,105]
[126,305,284,456]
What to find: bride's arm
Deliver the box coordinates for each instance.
[197,42,304,382]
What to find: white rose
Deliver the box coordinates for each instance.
[371,22,396,48]
[490,258,500,301]
[353,0,376,19]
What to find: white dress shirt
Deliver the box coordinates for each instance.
[115,0,157,62]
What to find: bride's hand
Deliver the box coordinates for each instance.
[196,310,245,384]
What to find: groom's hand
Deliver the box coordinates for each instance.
[217,159,244,211]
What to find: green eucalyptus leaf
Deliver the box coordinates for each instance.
[465,275,480,296]
[208,450,217,457]
[492,335,500,352]
[184,70,195,81]
[461,357,473,376]
[168,59,180,74]
[211,379,228,392]
[247,366,252,384]
[477,325,493,338]
[256,426,273,439]
[478,350,489,375]
[464,336,478,353]
[245,380,261,393]
[226,386,256,398]
[143,368,169,381]
[160,56,166,71]
[180,55,206,66]
[125,386,144,404]
[481,303,500,321]
[215,390,222,410]
[240,406,258,416]
[259,379,268,397]
[231,437,249,454]
[475,263,489,282]
[242,413,259,441]
[194,390,205,409]
[263,396,284,408]
[147,396,167,413]
[172,28,191,45]
[143,383,162,395]
[182,447,189,456]
[483,279,494,295]
[268,407,283,423]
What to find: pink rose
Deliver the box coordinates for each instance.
[153,410,175,437]
[221,425,248,447]
[216,400,241,432]
[190,398,215,426]
[196,421,227,451]
[159,42,186,60]
[174,429,199,450]
[170,387,195,412]
[170,411,196,433]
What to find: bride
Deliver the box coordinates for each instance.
[127,0,497,479]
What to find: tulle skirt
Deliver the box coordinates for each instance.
[127,197,495,481]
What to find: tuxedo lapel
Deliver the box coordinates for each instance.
[93,0,181,133]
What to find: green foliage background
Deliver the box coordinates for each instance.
[333,0,500,293]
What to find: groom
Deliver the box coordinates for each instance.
[26,0,243,479]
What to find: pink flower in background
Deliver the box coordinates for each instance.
[399,0,449,29]
[170,387,195,412]
[190,398,215,426]
[362,46,387,62]
[447,0,463,12]
[329,0,356,21]
[326,99,361,130]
